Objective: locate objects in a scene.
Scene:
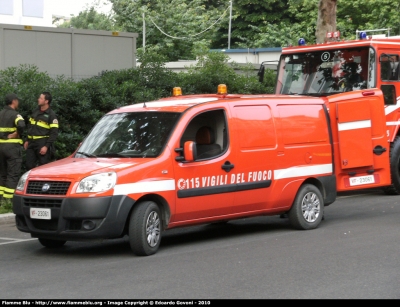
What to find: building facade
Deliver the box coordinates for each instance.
[0,0,52,27]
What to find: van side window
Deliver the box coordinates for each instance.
[181,110,228,160]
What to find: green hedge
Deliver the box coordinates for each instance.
[0,51,275,165]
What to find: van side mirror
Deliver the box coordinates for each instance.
[184,141,197,162]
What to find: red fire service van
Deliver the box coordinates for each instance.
[13,85,337,256]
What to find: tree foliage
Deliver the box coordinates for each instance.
[110,0,228,61]
[57,0,400,59]
[58,6,118,31]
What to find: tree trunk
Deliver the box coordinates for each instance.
[315,0,337,43]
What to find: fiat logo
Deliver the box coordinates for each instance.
[42,183,51,192]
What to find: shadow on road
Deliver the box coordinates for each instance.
[29,187,393,258]
[31,215,293,258]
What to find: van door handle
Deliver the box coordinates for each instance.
[373,145,386,155]
[222,161,234,172]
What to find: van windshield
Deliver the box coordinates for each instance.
[75,112,180,158]
[275,47,376,96]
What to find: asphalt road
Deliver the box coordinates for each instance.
[1,188,400,299]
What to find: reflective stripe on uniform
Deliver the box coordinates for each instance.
[15,117,24,126]
[4,188,15,193]
[2,187,15,199]
[0,127,16,132]
[29,118,50,129]
[28,135,49,139]
[49,123,59,128]
[3,187,15,194]
[0,139,23,144]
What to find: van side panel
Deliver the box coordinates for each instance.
[230,101,333,215]
[273,104,334,209]
[229,104,278,212]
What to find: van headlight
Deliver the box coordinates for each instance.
[76,172,117,193]
[16,171,31,191]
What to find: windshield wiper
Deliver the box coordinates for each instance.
[96,152,125,158]
[76,151,97,158]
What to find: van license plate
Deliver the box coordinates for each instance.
[349,175,375,186]
[30,208,51,220]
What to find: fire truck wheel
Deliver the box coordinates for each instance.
[38,238,66,248]
[129,201,162,256]
[288,184,324,230]
[383,136,400,195]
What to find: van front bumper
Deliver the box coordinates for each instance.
[12,195,135,241]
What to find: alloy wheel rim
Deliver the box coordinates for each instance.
[301,192,320,223]
[146,211,160,247]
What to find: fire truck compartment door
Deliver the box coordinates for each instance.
[337,99,373,169]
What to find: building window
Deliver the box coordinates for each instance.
[22,0,44,18]
[0,0,14,15]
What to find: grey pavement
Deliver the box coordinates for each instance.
[0,212,15,225]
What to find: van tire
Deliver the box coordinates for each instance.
[129,201,162,256]
[288,184,324,230]
[382,136,400,195]
[38,238,66,248]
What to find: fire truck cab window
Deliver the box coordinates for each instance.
[276,47,373,96]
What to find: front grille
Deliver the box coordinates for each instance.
[24,198,63,208]
[27,181,71,195]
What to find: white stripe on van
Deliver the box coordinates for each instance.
[274,164,333,180]
[385,103,400,116]
[385,105,400,115]
[113,179,175,195]
[386,121,400,126]
[338,120,371,131]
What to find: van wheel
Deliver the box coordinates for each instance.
[288,184,324,230]
[38,238,66,248]
[383,136,400,195]
[129,201,162,256]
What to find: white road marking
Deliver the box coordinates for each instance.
[0,237,36,245]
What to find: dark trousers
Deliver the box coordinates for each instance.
[26,139,52,171]
[0,143,22,200]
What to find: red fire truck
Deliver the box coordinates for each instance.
[270,31,400,194]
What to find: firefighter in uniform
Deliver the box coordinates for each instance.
[24,92,59,170]
[0,93,25,202]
